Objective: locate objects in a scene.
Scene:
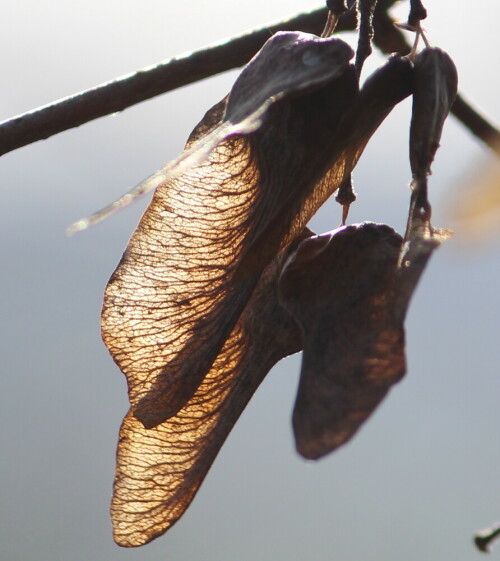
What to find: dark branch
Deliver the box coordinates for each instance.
[355,0,378,75]
[0,1,498,158]
[452,94,500,156]
[0,7,356,157]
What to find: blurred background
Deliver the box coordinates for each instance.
[1,1,499,560]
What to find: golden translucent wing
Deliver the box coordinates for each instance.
[102,118,260,413]
[111,240,304,547]
[102,34,356,428]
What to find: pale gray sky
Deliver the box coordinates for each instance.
[1,1,500,560]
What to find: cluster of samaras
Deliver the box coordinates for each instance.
[101,1,457,548]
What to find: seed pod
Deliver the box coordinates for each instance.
[408,0,427,26]
[278,223,406,459]
[339,54,414,148]
[279,220,448,460]
[407,47,458,230]
[410,47,458,182]
[224,31,355,125]
[335,173,356,224]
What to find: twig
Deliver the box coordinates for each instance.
[0,1,498,158]
[355,0,378,75]
[0,6,356,157]
[475,521,500,553]
[452,94,500,155]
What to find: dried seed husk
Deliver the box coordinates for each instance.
[279,220,448,460]
[278,223,406,459]
[110,216,449,545]
[408,0,427,26]
[410,47,458,181]
[407,47,458,232]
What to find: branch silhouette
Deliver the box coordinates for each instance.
[0,6,340,156]
[0,2,498,157]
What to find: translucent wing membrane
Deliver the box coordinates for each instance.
[102,101,260,412]
[102,34,357,428]
[111,238,304,547]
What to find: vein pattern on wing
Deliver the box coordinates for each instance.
[111,244,303,547]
